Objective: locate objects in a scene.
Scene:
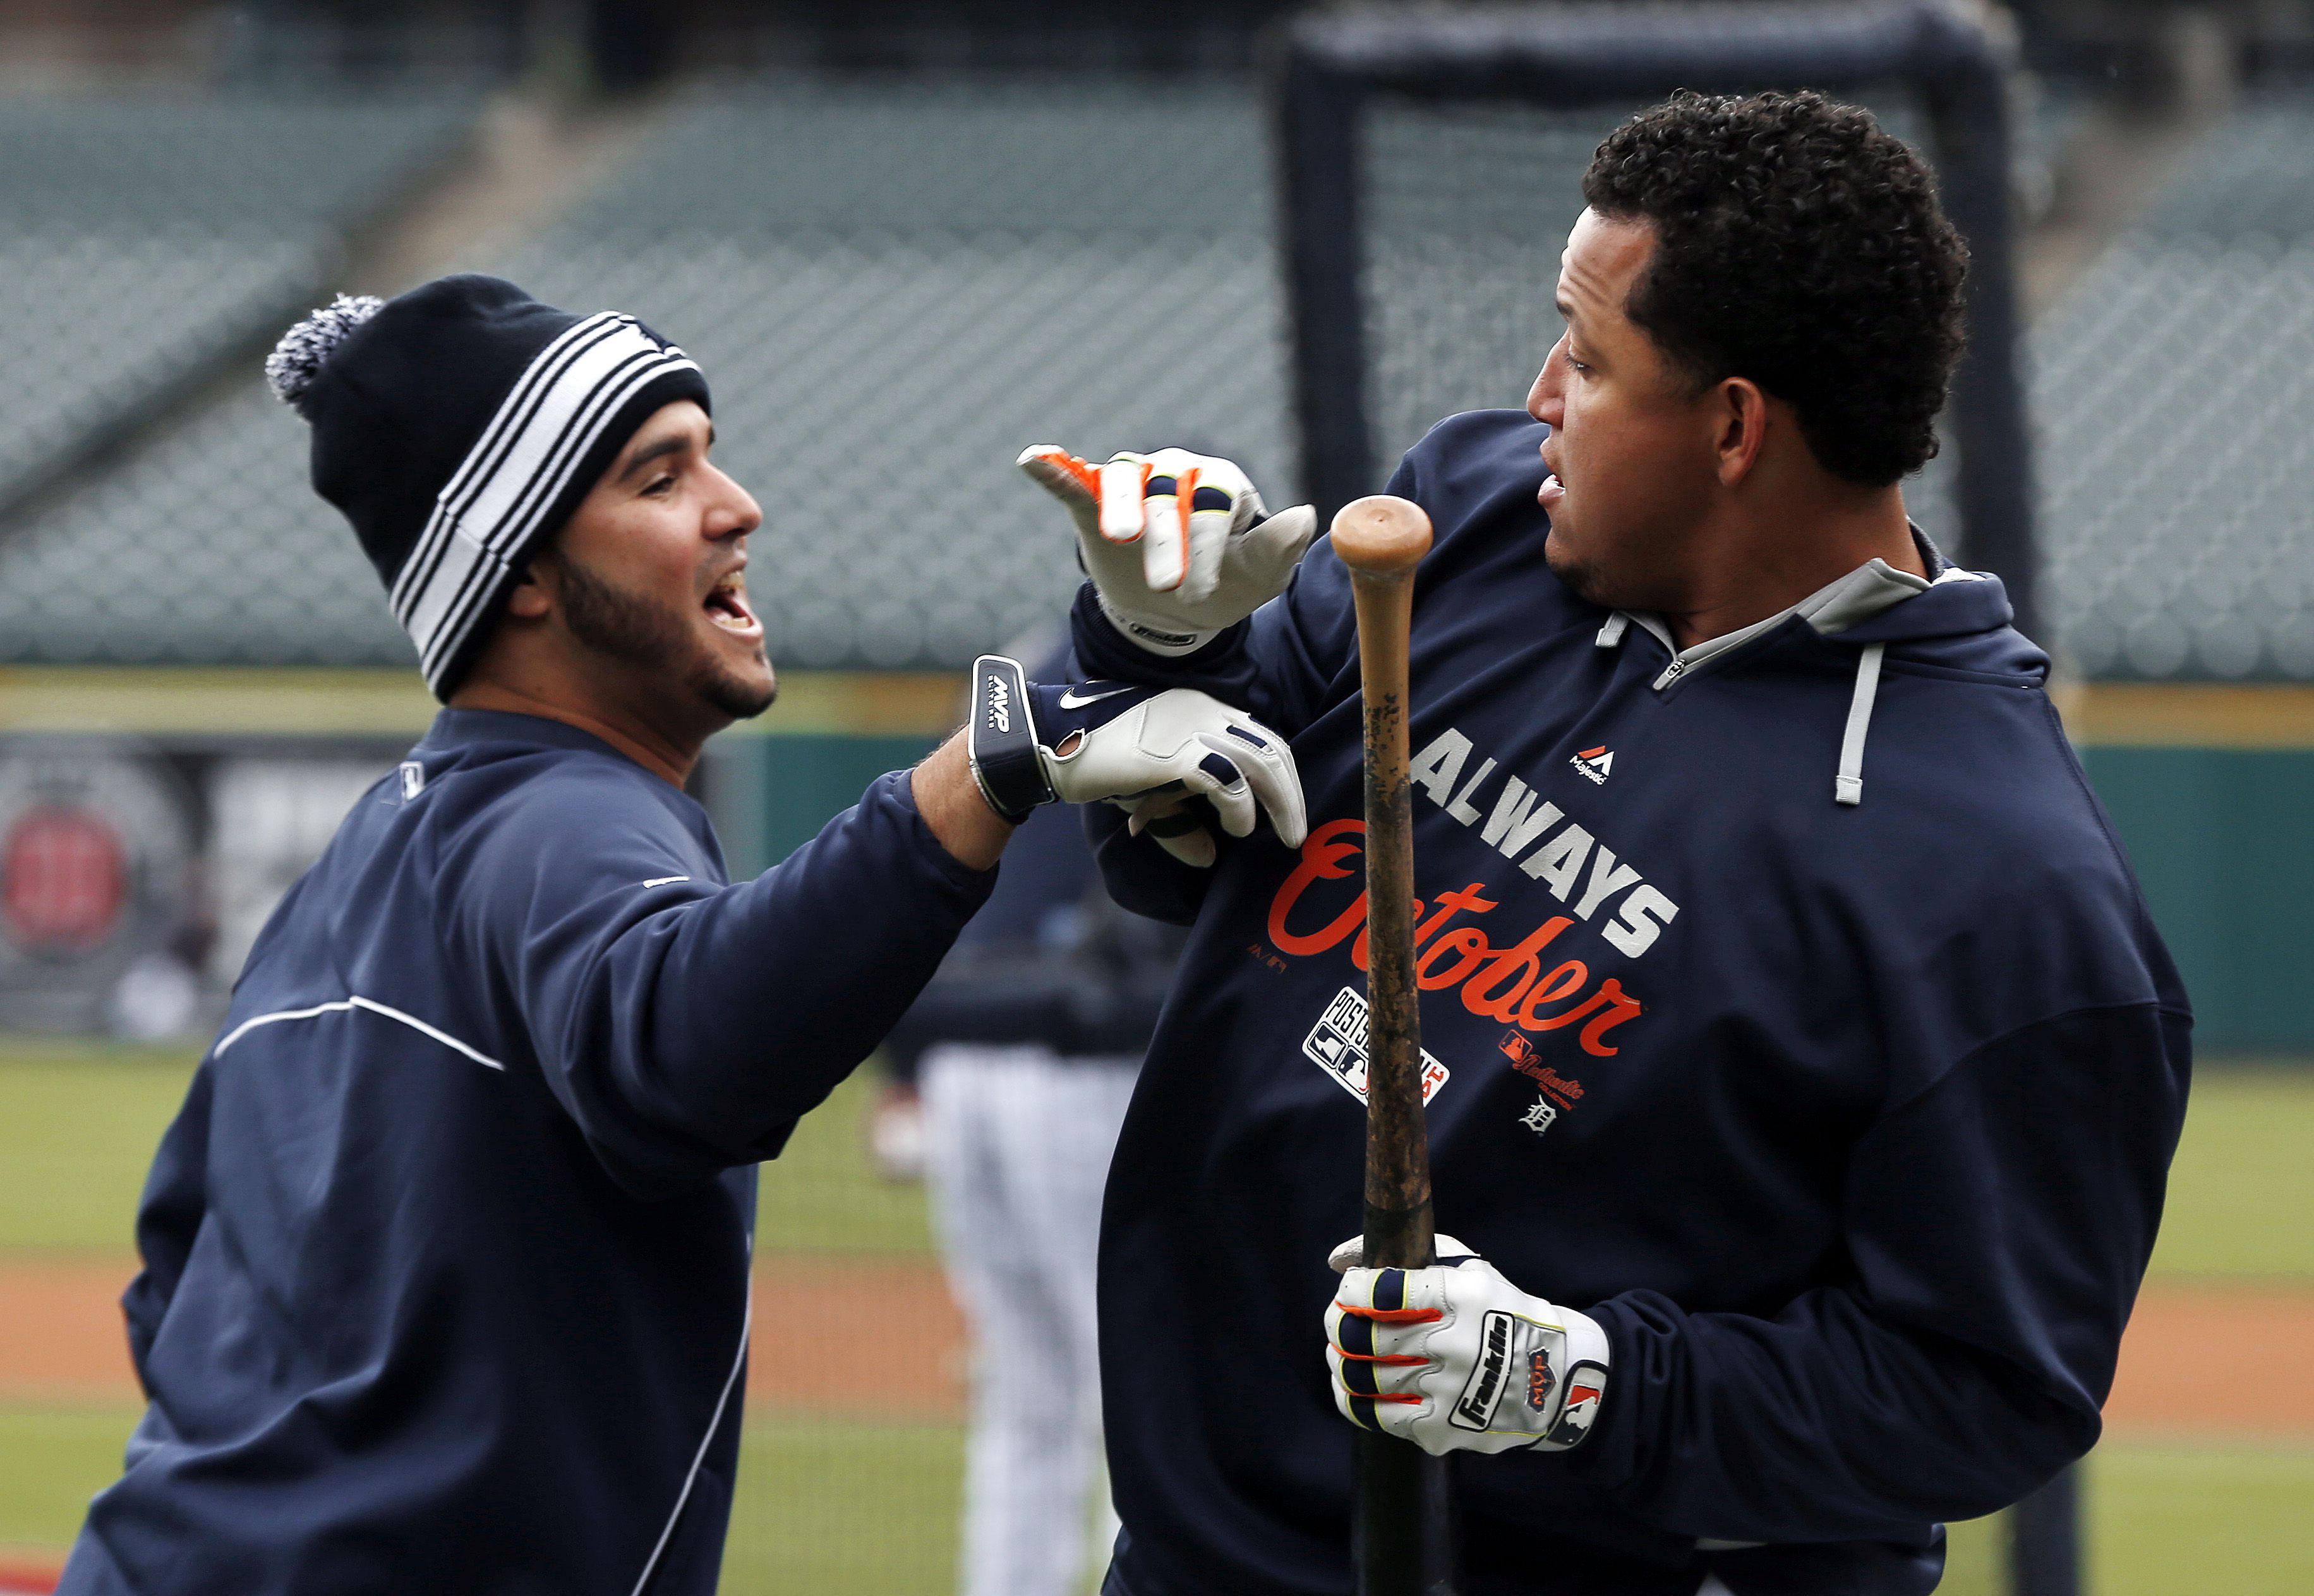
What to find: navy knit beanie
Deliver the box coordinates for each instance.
[266,274,711,699]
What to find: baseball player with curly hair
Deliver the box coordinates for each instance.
[1025,92,2190,1596]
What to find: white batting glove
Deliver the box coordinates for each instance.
[1018,445,1319,655]
[1325,1233,1610,1456]
[964,656,1306,866]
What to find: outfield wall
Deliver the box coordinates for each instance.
[2066,685,2314,1053]
[0,670,2306,1052]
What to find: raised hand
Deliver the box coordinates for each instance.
[1019,445,1318,655]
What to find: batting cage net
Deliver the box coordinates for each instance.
[1270,4,2066,1592]
[1273,0,2034,635]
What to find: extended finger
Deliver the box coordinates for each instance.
[1099,456,1149,545]
[1248,503,1320,578]
[1139,467,1193,593]
[1201,726,1306,848]
[1178,748,1257,839]
[1181,478,1236,605]
[1016,445,1100,507]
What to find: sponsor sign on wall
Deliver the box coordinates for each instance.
[0,741,196,1033]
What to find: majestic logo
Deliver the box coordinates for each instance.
[1519,1097,1558,1136]
[399,761,426,801]
[1452,1311,1517,1429]
[1569,746,1613,784]
[985,675,1013,733]
[1303,985,1450,1106]
[1526,1348,1556,1412]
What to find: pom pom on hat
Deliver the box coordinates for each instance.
[266,293,384,415]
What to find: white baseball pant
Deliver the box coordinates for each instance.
[922,1043,1139,1596]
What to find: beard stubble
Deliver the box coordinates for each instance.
[555,554,775,721]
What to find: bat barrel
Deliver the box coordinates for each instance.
[1334,493,1437,1273]
[1335,492,1449,1596]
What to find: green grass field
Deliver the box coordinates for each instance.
[1,1043,2308,1593]
[2146,1067,2314,1279]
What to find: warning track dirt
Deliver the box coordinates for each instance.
[0,1254,968,1420]
[0,1259,2305,1437]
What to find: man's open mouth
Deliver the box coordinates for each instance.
[704,570,760,636]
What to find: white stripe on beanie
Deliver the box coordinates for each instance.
[391,312,699,692]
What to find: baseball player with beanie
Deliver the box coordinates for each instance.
[56,274,1306,1596]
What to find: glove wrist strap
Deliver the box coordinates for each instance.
[1096,591,1217,657]
[966,655,1056,822]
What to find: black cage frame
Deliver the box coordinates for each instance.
[1272,0,2039,638]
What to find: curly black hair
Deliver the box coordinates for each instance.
[1581,89,1968,487]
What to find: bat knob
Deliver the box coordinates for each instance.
[1330,495,1433,577]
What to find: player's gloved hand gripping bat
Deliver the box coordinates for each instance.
[1326,1232,1610,1456]
[963,659,1306,866]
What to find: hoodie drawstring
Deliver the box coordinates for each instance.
[1834,644,1884,807]
[1605,609,1886,805]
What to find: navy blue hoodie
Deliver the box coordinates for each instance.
[60,710,993,1596]
[1074,412,2190,1596]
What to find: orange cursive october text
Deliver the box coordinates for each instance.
[1266,819,1642,1057]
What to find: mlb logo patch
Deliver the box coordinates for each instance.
[1303,986,1450,1107]
[1546,1362,1608,1448]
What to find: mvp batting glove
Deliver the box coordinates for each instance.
[1325,1233,1610,1456]
[965,655,1306,867]
[1018,445,1318,655]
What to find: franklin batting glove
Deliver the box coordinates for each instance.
[1019,445,1318,655]
[1325,1233,1610,1456]
[965,655,1306,866]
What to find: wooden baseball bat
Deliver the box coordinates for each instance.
[1330,495,1452,1596]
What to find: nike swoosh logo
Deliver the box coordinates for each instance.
[642,876,691,889]
[1058,686,1135,709]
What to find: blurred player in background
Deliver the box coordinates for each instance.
[878,631,1188,1596]
[1023,92,2190,1595]
[57,275,1304,1596]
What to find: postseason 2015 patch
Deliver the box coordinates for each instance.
[1303,985,1450,1106]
